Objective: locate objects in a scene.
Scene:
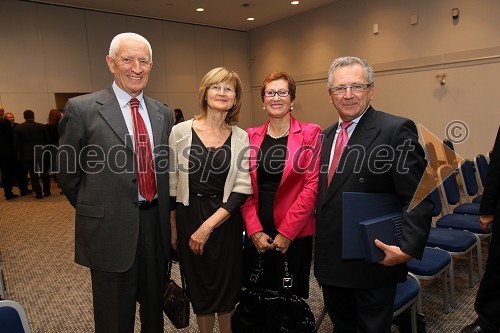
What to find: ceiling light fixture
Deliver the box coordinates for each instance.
[247,17,255,21]
[196,8,205,12]
[291,1,300,5]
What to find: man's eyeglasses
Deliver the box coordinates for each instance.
[263,90,290,98]
[329,83,373,95]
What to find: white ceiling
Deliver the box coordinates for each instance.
[28,0,337,31]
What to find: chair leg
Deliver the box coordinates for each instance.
[0,263,5,299]
[476,237,483,281]
[441,272,450,313]
[411,303,417,333]
[449,259,457,308]
[467,251,474,287]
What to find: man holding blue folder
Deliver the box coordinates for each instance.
[315,56,433,333]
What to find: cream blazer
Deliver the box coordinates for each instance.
[169,119,252,206]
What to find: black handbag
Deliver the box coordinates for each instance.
[163,253,190,329]
[232,254,317,333]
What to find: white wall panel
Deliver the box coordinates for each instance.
[163,22,198,93]
[194,26,224,84]
[84,11,127,91]
[0,1,46,92]
[38,5,92,93]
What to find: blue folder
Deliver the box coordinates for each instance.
[359,213,403,262]
[342,192,403,260]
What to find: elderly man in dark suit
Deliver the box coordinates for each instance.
[58,32,173,333]
[461,126,500,333]
[14,110,51,199]
[314,56,433,333]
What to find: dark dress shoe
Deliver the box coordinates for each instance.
[44,192,52,197]
[35,193,43,199]
[5,193,19,200]
[20,189,34,196]
[461,323,495,333]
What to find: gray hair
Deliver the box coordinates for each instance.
[327,56,374,88]
[108,32,153,63]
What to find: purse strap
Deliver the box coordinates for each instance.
[249,252,293,290]
[168,249,187,289]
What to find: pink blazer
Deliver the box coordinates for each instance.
[241,115,322,240]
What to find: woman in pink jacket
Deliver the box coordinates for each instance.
[241,72,321,298]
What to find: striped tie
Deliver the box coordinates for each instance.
[327,121,352,186]
[130,98,157,202]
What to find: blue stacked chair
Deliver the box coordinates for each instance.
[426,227,480,287]
[407,247,454,313]
[458,160,482,203]
[0,299,32,333]
[474,154,489,198]
[420,170,483,286]
[393,273,421,333]
[438,164,480,215]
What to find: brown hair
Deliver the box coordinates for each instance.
[47,108,62,125]
[260,72,296,102]
[197,67,243,125]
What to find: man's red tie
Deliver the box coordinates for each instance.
[327,121,353,186]
[130,98,157,202]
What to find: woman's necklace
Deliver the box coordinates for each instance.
[267,123,290,139]
[208,125,222,144]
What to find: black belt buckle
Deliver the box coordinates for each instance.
[138,198,158,210]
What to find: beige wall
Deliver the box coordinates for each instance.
[0,0,252,128]
[2,0,500,160]
[249,0,500,159]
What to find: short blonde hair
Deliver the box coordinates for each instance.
[197,67,243,125]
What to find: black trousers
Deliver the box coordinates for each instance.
[0,157,28,197]
[24,159,50,195]
[322,283,397,333]
[474,223,500,332]
[90,205,167,333]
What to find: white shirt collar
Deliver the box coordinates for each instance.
[112,82,145,109]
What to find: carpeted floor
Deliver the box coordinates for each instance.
[0,181,484,332]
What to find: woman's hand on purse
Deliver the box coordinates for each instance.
[251,231,272,253]
[271,233,291,254]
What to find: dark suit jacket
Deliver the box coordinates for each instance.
[480,127,500,232]
[14,120,49,162]
[315,106,433,289]
[57,87,173,273]
[0,118,14,158]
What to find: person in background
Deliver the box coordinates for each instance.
[14,110,51,199]
[174,108,185,124]
[45,108,62,182]
[4,113,17,127]
[314,56,433,333]
[169,66,252,333]
[461,126,500,333]
[0,112,30,200]
[240,72,321,300]
[58,32,173,333]
[0,106,4,118]
[46,109,62,146]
